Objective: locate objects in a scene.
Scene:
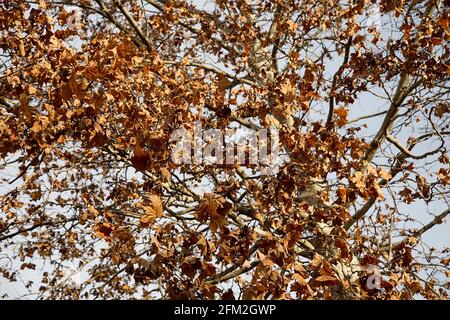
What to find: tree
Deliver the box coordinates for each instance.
[0,0,449,300]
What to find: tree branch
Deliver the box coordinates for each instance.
[0,217,77,242]
[413,208,450,238]
[326,36,352,126]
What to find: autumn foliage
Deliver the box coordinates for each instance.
[0,0,449,299]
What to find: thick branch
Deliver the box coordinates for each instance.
[112,0,153,51]
[413,208,450,238]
